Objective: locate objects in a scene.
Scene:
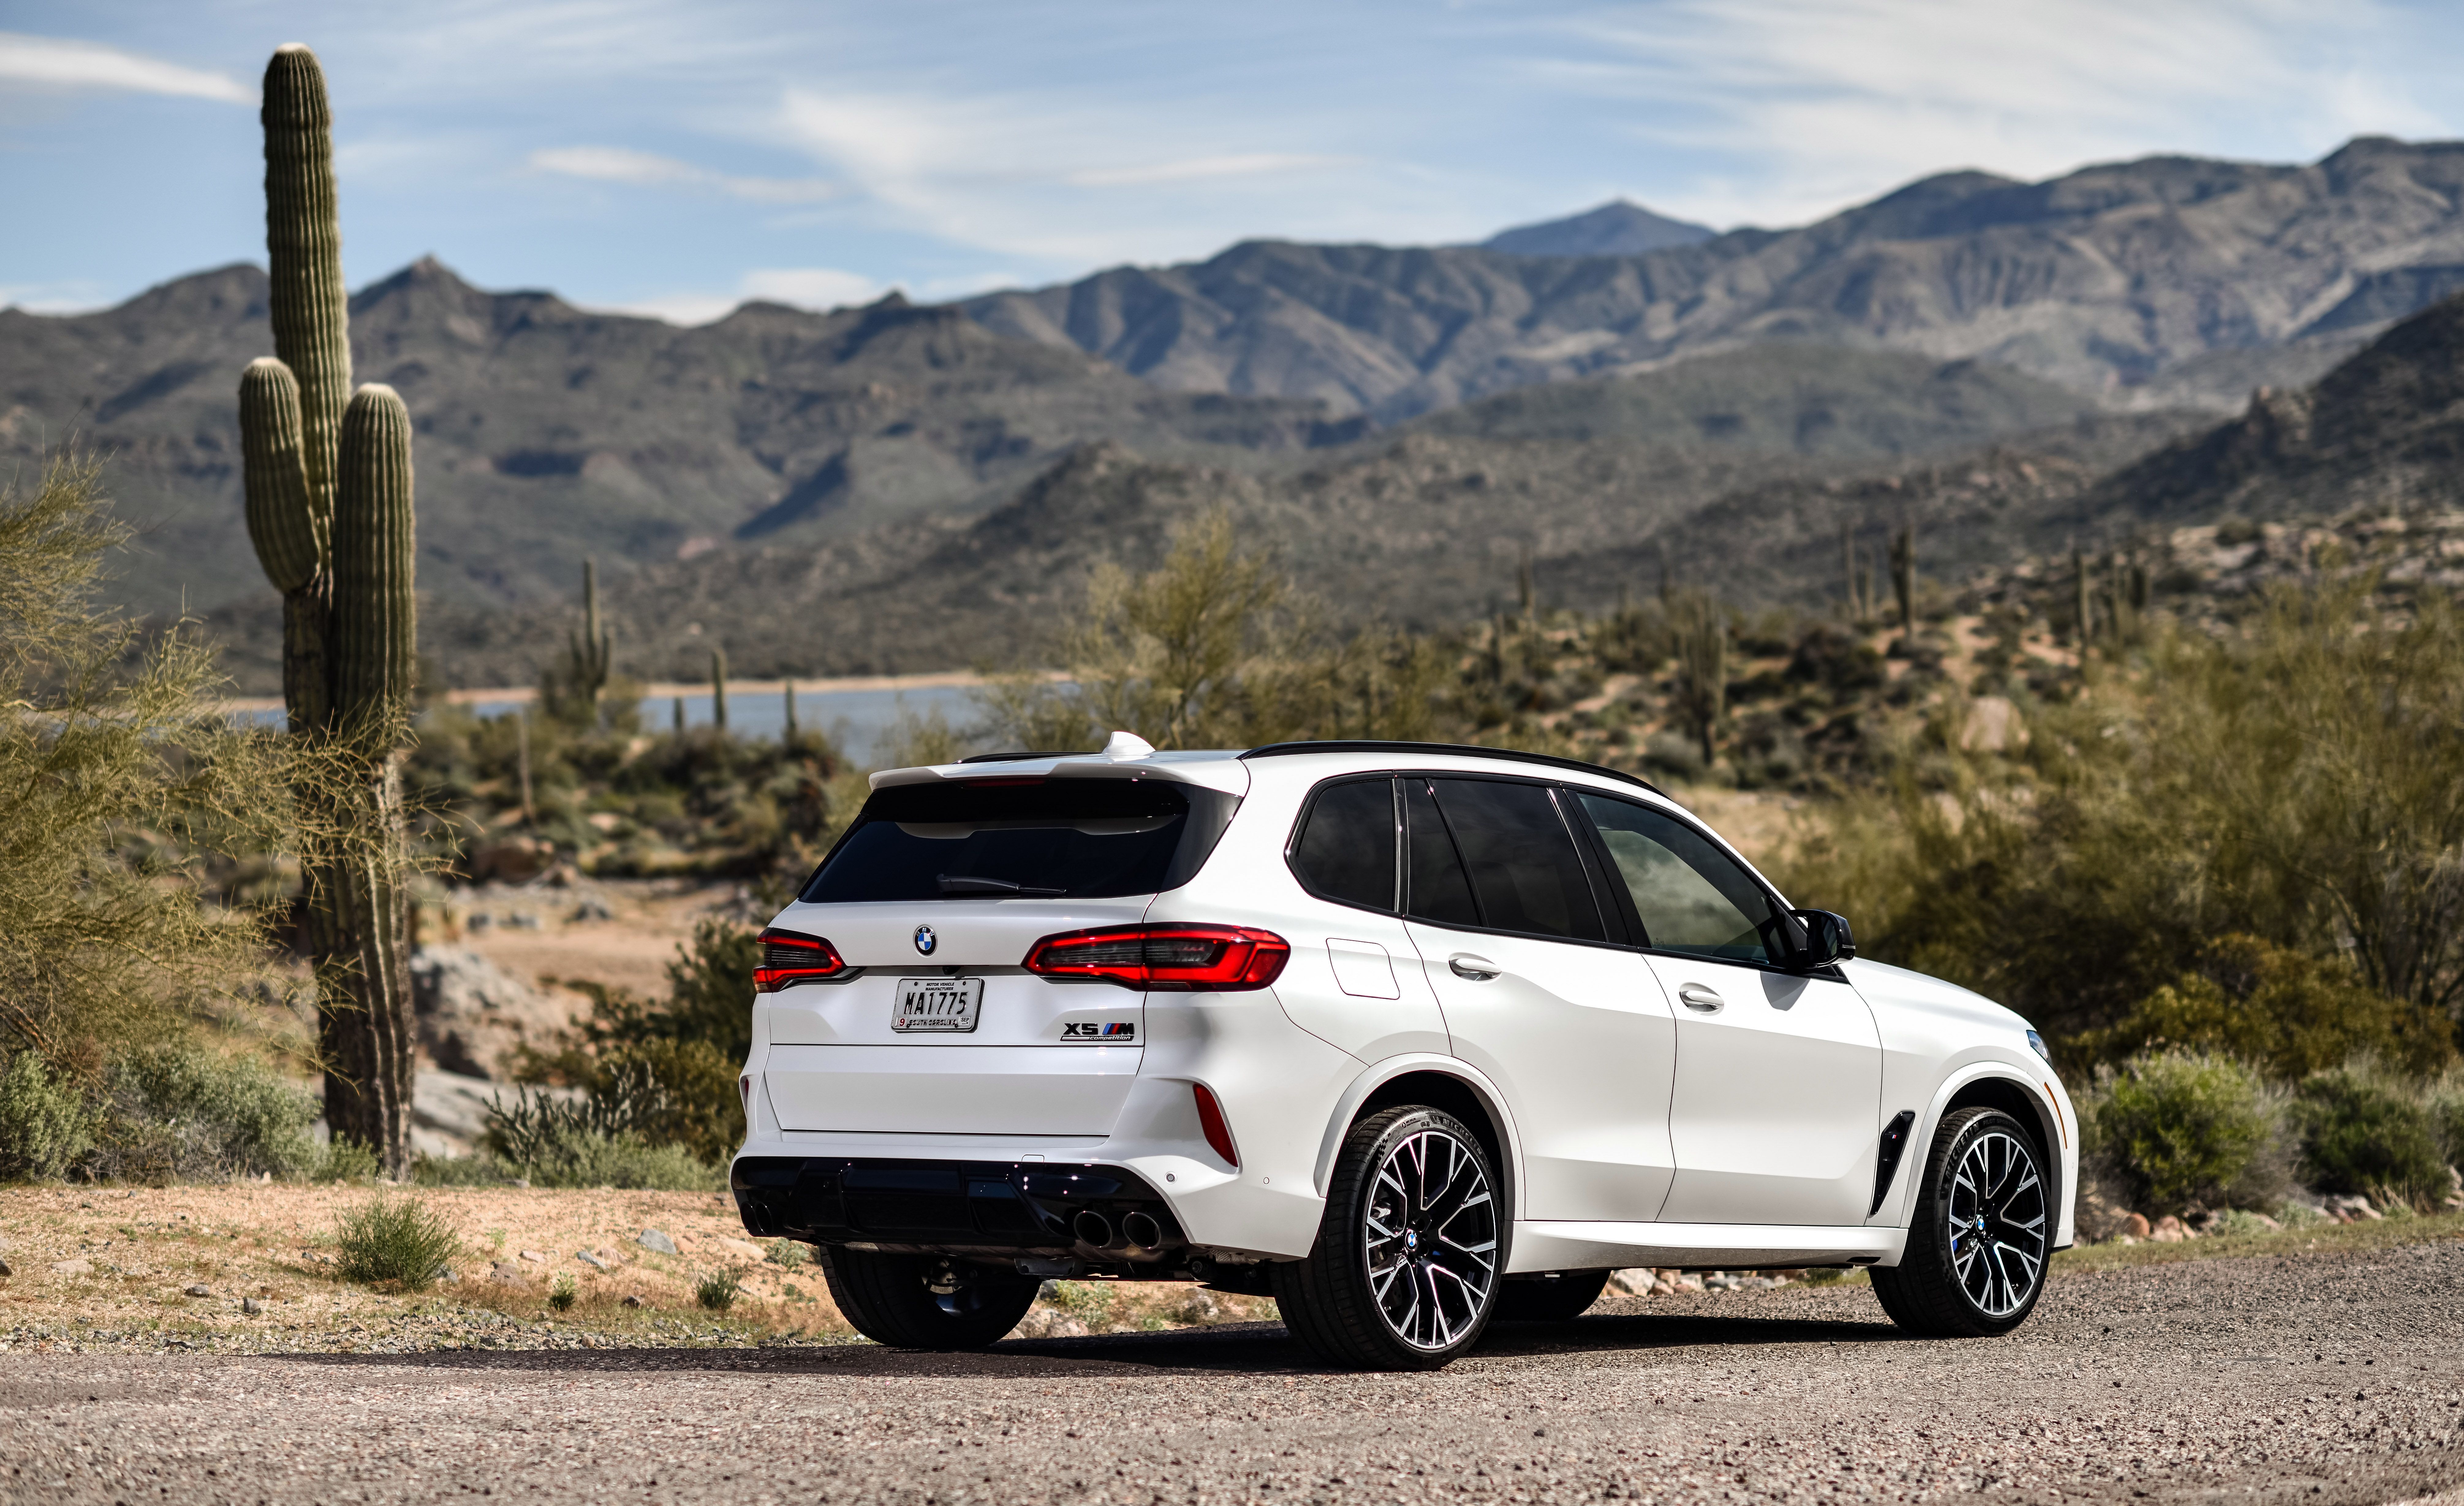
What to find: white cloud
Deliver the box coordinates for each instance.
[1065,153,1355,189]
[0,278,110,314]
[1548,0,2441,228]
[530,145,834,203]
[774,87,1396,262]
[600,265,887,325]
[0,31,252,104]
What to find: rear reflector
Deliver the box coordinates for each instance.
[1021,925,1291,991]
[755,928,847,992]
[1192,1083,1239,1168]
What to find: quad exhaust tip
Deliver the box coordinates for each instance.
[1121,1211,1163,1249]
[1072,1210,1114,1247]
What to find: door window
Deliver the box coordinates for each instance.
[1289,778,1398,911]
[1421,779,1606,942]
[1573,794,1781,963]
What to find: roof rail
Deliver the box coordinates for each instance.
[956,750,1093,764]
[1238,740,1662,795]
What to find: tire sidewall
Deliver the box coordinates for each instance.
[1913,1107,2051,1335]
[1335,1106,1503,1363]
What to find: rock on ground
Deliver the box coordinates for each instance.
[408,944,573,1082]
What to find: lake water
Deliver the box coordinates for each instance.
[236,681,990,769]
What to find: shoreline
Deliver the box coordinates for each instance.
[212,669,996,717]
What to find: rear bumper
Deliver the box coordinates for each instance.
[733,1156,1185,1263]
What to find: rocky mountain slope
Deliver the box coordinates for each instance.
[963,137,2464,422]
[0,259,1346,620]
[1478,200,1716,256]
[414,348,2151,688]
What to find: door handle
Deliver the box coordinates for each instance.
[1448,954,1501,981]
[1678,982,1724,1013]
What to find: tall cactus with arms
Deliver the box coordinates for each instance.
[237,44,420,1173]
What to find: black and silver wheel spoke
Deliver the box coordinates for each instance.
[1365,1128,1498,1351]
[1946,1131,2046,1319]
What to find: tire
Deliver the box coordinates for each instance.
[1275,1106,1503,1370]
[1870,1107,2052,1337]
[1492,1269,1611,1323]
[816,1246,1040,1350]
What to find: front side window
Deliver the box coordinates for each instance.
[1574,793,1781,963]
[802,778,1231,902]
[1417,778,1606,942]
[1289,777,1398,911]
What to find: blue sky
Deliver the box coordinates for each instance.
[5,1,2462,322]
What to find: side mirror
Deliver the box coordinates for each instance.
[1789,909,1855,971]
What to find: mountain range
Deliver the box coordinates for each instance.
[11,136,2464,690]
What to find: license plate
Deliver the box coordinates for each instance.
[893,977,983,1033]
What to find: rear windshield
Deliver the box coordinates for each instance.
[801,777,1238,903]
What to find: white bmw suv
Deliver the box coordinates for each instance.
[732,738,2076,1368]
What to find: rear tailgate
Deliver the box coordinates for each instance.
[760,898,1150,1136]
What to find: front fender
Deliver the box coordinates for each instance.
[1873,1059,2078,1255]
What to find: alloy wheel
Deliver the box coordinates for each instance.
[1944,1129,2047,1317]
[1364,1126,1499,1350]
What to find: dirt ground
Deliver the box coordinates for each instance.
[5,1215,2460,1505]
[0,1185,1279,1355]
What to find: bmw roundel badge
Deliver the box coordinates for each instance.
[913,924,937,956]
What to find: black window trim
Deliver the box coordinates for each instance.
[1562,787,1827,977]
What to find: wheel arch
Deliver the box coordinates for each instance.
[1884,1065,2067,1248]
[1313,1056,1522,1227]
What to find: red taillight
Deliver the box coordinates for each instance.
[1192,1083,1239,1168]
[1020,925,1290,991]
[754,928,846,992]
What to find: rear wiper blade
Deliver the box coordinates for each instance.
[936,874,1068,897]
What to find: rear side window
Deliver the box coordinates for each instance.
[1289,778,1397,911]
[802,778,1237,903]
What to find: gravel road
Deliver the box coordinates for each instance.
[6,1239,2461,1506]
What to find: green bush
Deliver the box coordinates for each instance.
[410,1151,515,1186]
[548,1274,577,1312]
[481,1090,718,1190]
[2086,935,2456,1080]
[2080,1049,2283,1214]
[695,1267,741,1312]
[335,1194,461,1291]
[0,1051,96,1181]
[2431,1072,2464,1168]
[316,1136,383,1184]
[87,1044,320,1183]
[2291,1063,2450,1205]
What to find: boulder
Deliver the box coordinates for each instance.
[408,945,571,1080]
[465,837,551,884]
[2122,1212,2153,1239]
[636,1228,679,1256]
[2150,1215,2188,1242]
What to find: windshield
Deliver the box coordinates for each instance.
[800,777,1238,903]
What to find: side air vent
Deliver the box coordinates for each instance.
[1870,1110,1917,1216]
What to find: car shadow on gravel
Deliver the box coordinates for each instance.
[256,1311,1903,1379]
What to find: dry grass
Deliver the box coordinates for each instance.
[2051,1208,2464,1275]
[0,1183,1272,1354]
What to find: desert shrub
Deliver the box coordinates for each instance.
[84,1044,320,1183]
[766,1239,807,1269]
[2079,1049,2283,1214]
[482,1088,717,1190]
[335,1193,460,1290]
[695,1267,741,1312]
[0,1050,96,1181]
[2085,935,2455,1080]
[2291,1063,2450,1205]
[548,1274,577,1312]
[2431,1072,2464,1167]
[316,1136,384,1184]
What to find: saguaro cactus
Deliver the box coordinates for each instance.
[237,45,420,1174]
[561,558,613,719]
[1888,521,1917,635]
[711,647,730,734]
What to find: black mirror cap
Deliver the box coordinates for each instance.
[1789,909,1855,970]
